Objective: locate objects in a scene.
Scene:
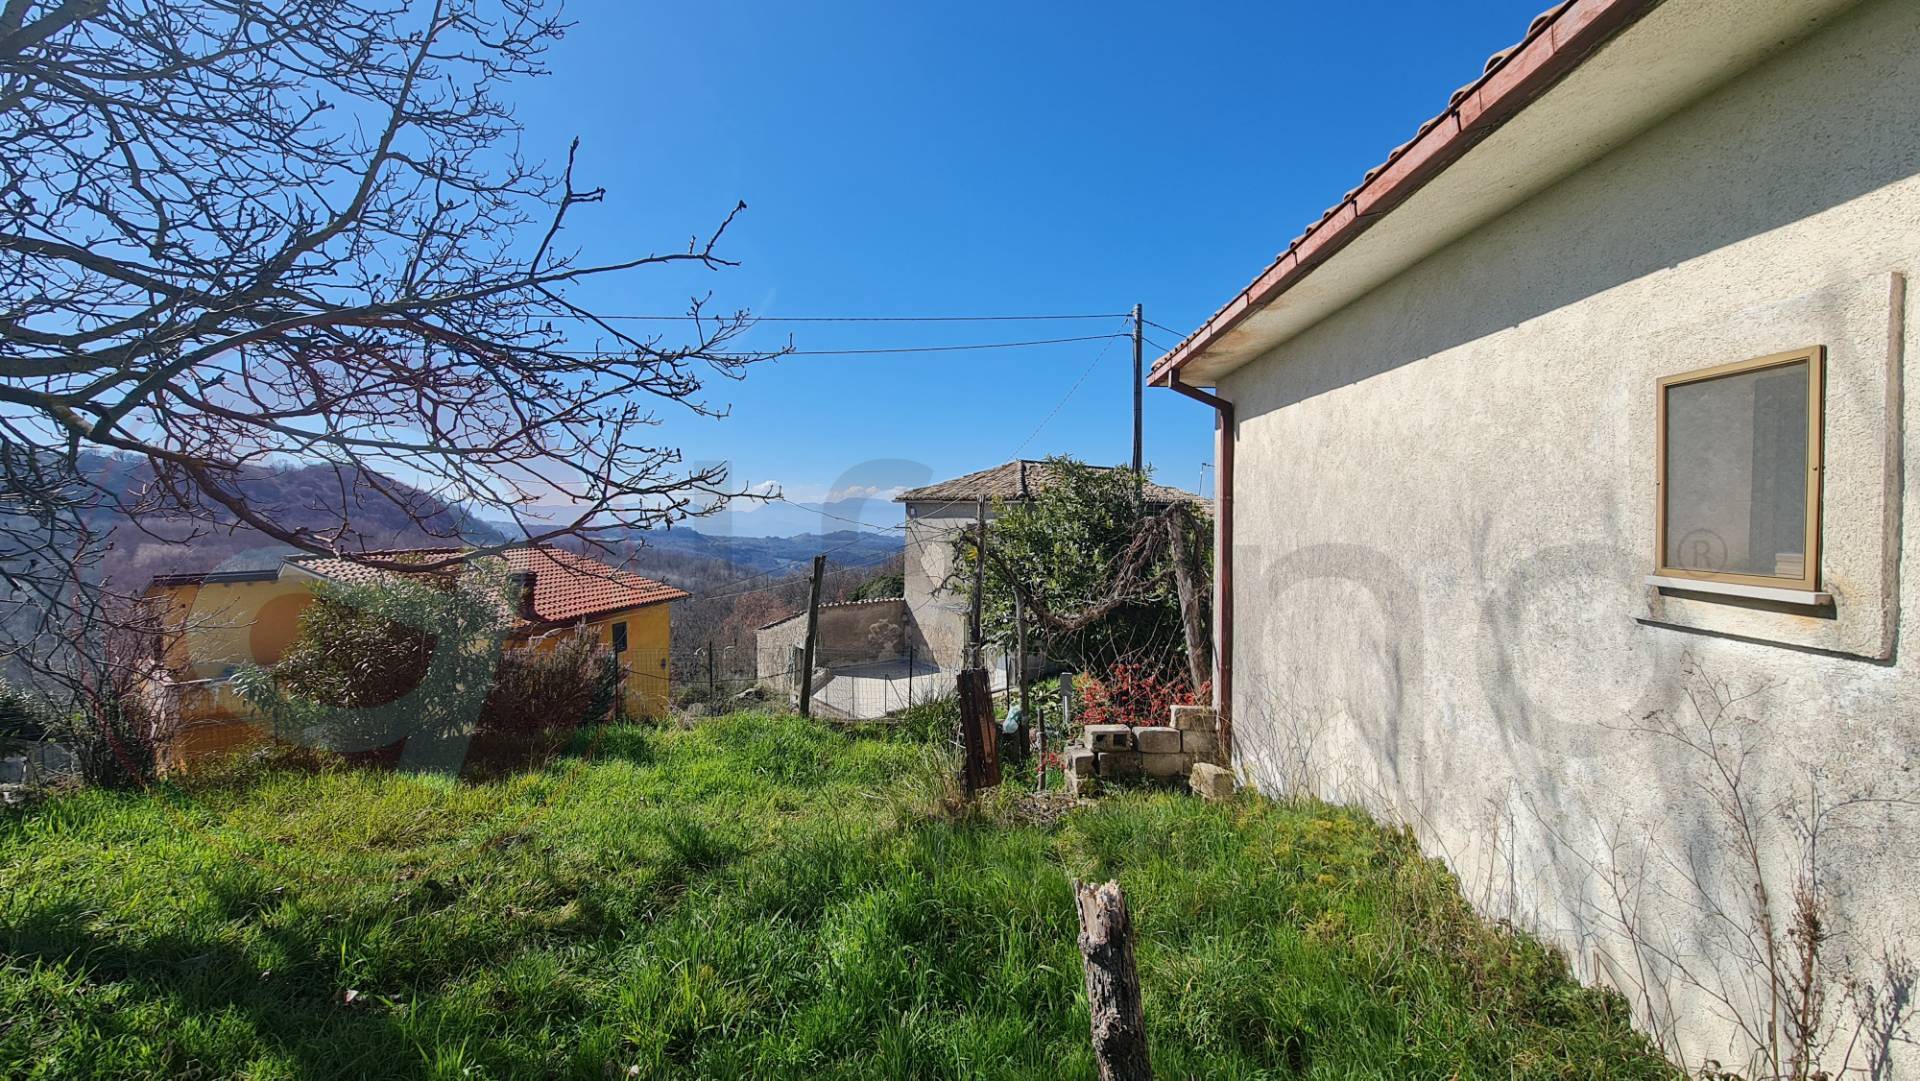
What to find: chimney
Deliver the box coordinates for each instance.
[508,571,537,619]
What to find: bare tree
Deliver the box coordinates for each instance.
[0,0,780,700]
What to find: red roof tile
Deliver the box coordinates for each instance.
[287,545,689,629]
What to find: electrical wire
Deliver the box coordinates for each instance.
[1012,328,1126,458]
[1143,318,1190,340]
[542,312,1130,324]
[461,333,1132,359]
[774,333,1126,357]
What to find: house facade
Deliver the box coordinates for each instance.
[1151,0,1919,1073]
[144,545,687,766]
[753,460,1203,718]
[896,460,1206,671]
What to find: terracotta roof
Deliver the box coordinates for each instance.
[287,545,689,628]
[1149,0,1657,387]
[894,460,1205,507]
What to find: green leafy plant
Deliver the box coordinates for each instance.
[237,560,513,771]
[239,558,618,777]
[953,457,1210,681]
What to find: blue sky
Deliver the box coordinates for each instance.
[508,1,1548,533]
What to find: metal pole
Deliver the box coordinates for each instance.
[1131,303,1144,478]
[798,554,826,717]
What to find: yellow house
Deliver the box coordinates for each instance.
[142,545,688,767]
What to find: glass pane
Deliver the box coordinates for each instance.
[1664,360,1809,579]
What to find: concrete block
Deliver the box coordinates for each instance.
[1189,762,1236,800]
[1142,752,1192,779]
[1097,751,1143,778]
[1084,724,1135,752]
[1169,704,1217,733]
[1064,770,1097,799]
[1134,726,1182,754]
[1182,730,1220,761]
[1063,746,1096,778]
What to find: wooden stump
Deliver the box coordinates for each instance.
[955,667,1000,793]
[1075,879,1151,1080]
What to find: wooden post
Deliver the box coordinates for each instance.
[706,639,716,699]
[1076,880,1151,1081]
[798,554,826,717]
[1043,669,1072,791]
[967,497,986,668]
[1165,508,1212,694]
[955,666,1000,794]
[1013,590,1030,761]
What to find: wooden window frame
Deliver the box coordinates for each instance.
[1655,346,1825,591]
[610,620,628,654]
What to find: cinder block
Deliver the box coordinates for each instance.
[1141,752,1192,779]
[1189,762,1236,800]
[1063,746,1095,779]
[1182,730,1220,762]
[1134,726,1182,754]
[1169,704,1217,733]
[1084,724,1135,752]
[1097,751,1143,778]
[1064,770,1097,799]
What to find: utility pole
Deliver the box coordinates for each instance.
[1131,303,1144,478]
[798,554,826,717]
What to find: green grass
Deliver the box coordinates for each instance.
[0,712,1678,1079]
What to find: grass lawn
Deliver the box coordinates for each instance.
[0,712,1678,1079]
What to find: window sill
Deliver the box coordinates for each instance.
[1644,575,1832,607]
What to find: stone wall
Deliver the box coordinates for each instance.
[755,597,910,692]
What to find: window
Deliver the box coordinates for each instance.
[610,621,628,653]
[1657,347,1823,590]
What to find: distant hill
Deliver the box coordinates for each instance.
[0,454,911,698]
[64,453,507,591]
[623,528,901,576]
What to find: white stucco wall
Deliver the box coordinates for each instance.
[1218,0,1919,1073]
[902,500,989,671]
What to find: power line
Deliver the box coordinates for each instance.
[1143,318,1189,340]
[777,333,1126,357]
[484,333,1131,359]
[546,312,1131,324]
[1014,324,1127,458]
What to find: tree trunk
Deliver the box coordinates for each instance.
[1075,879,1151,1081]
[1165,509,1211,693]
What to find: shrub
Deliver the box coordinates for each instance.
[0,681,51,748]
[465,633,614,777]
[1077,662,1207,728]
[239,567,503,765]
[243,560,619,778]
[50,686,158,788]
[850,571,903,601]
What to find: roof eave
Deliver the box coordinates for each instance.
[1149,0,1852,390]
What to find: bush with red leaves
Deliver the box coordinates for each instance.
[1077,664,1208,729]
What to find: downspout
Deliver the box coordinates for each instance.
[1164,378,1233,760]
